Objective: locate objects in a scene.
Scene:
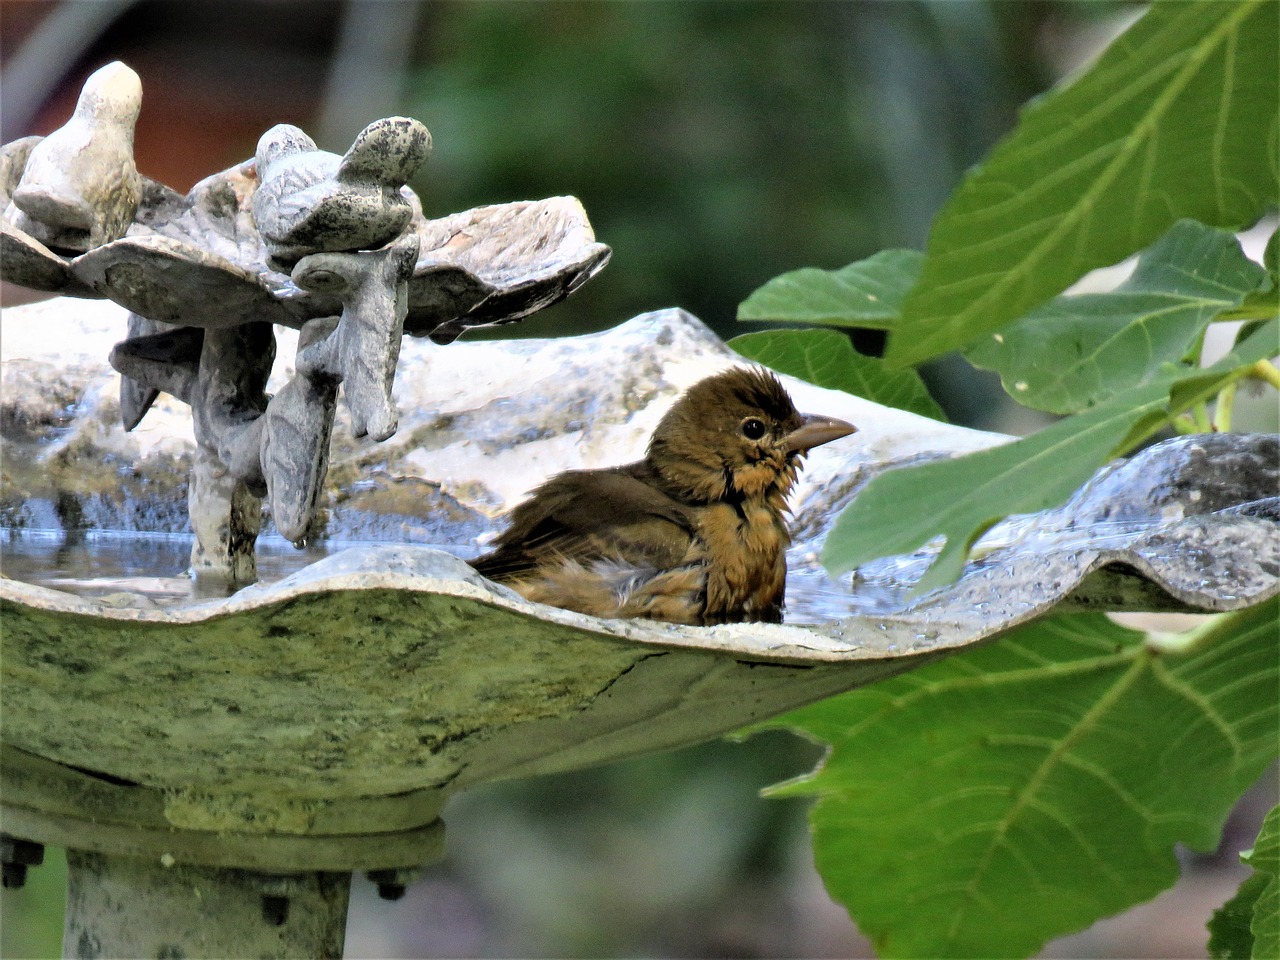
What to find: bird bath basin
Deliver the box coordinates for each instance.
[4,299,1278,959]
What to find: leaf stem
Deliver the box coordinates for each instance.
[1212,383,1236,432]
[1213,296,1280,323]
[1119,354,1273,457]
[1249,359,1280,390]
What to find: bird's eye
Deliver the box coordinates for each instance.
[741,418,767,440]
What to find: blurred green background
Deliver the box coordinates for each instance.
[5,2,1269,957]
[401,1,1042,338]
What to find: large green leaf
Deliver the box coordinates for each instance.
[887,0,1280,366]
[822,316,1279,588]
[767,605,1280,958]
[736,249,924,329]
[729,329,945,421]
[1247,805,1280,959]
[965,221,1267,414]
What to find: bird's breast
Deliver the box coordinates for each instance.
[695,500,789,620]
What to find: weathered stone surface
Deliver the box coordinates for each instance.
[62,851,351,956]
[3,71,612,581]
[411,199,615,342]
[0,546,917,809]
[253,117,430,268]
[1,299,194,535]
[3,296,1276,873]
[5,62,142,253]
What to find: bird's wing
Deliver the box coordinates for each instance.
[471,467,695,581]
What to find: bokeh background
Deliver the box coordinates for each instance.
[1,2,1273,957]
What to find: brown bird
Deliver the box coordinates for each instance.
[471,368,855,625]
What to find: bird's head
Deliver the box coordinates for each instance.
[647,368,856,504]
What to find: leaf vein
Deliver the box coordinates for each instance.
[942,656,1148,946]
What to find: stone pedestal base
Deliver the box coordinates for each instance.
[64,851,350,959]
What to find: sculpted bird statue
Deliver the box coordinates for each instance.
[8,61,143,251]
[471,367,855,625]
[252,116,431,268]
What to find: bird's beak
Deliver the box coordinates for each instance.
[782,414,857,453]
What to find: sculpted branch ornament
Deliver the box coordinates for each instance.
[0,62,611,581]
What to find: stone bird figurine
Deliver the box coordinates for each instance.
[251,117,431,269]
[8,61,143,252]
[471,368,855,625]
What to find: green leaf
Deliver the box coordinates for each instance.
[1246,805,1280,959]
[823,314,1279,589]
[728,328,945,421]
[767,605,1280,958]
[819,380,1171,588]
[1209,870,1269,960]
[965,221,1267,414]
[1233,228,1280,322]
[887,0,1280,366]
[1208,804,1280,959]
[736,249,924,329]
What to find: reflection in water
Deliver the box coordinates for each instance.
[1,530,352,604]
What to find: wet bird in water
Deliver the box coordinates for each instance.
[471,368,855,625]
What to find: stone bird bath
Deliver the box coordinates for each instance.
[2,63,1278,958]
[4,300,1277,956]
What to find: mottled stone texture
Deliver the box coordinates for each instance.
[64,852,350,959]
[6,63,142,253]
[3,302,1275,861]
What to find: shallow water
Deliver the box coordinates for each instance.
[1,528,873,622]
[0,530,473,605]
[0,511,1209,623]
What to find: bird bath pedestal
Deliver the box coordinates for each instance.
[3,63,1278,958]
